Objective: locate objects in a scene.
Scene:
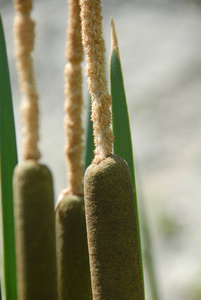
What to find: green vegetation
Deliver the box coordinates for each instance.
[0,15,18,300]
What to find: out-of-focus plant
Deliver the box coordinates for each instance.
[0,15,18,300]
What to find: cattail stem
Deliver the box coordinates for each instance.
[13,1,57,298]
[64,0,83,195]
[13,0,40,160]
[56,1,92,299]
[81,1,145,299]
[80,0,114,163]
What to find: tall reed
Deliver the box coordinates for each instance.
[12,0,57,298]
[80,0,144,298]
[55,0,92,299]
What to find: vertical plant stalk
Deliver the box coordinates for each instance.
[80,0,113,163]
[56,1,92,299]
[13,0,40,160]
[64,0,83,195]
[81,1,144,299]
[13,1,57,298]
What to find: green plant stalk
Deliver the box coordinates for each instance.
[0,16,18,300]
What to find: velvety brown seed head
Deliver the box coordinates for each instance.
[13,160,58,300]
[56,194,92,300]
[84,155,144,300]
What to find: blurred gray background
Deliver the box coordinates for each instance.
[1,0,201,299]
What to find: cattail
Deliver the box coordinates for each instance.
[13,0,57,298]
[55,0,92,299]
[56,194,92,299]
[80,0,144,299]
[13,161,57,299]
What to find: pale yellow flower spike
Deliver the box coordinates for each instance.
[64,0,84,195]
[80,0,114,164]
[13,0,40,161]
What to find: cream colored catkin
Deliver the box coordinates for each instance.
[13,0,40,160]
[64,0,84,195]
[79,0,114,163]
[56,1,92,299]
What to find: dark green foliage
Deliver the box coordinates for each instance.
[0,15,18,300]
[110,49,135,184]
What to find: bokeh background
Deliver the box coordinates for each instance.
[1,0,201,299]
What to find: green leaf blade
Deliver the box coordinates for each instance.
[0,16,18,300]
[110,18,160,300]
[110,48,135,185]
[83,95,94,172]
[110,19,145,298]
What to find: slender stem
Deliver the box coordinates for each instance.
[80,0,114,164]
[13,0,40,160]
[64,0,83,195]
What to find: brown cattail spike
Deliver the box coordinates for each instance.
[56,194,92,300]
[13,160,58,299]
[81,1,145,299]
[84,155,144,299]
[13,0,40,160]
[13,1,57,298]
[80,0,114,163]
[64,0,83,195]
